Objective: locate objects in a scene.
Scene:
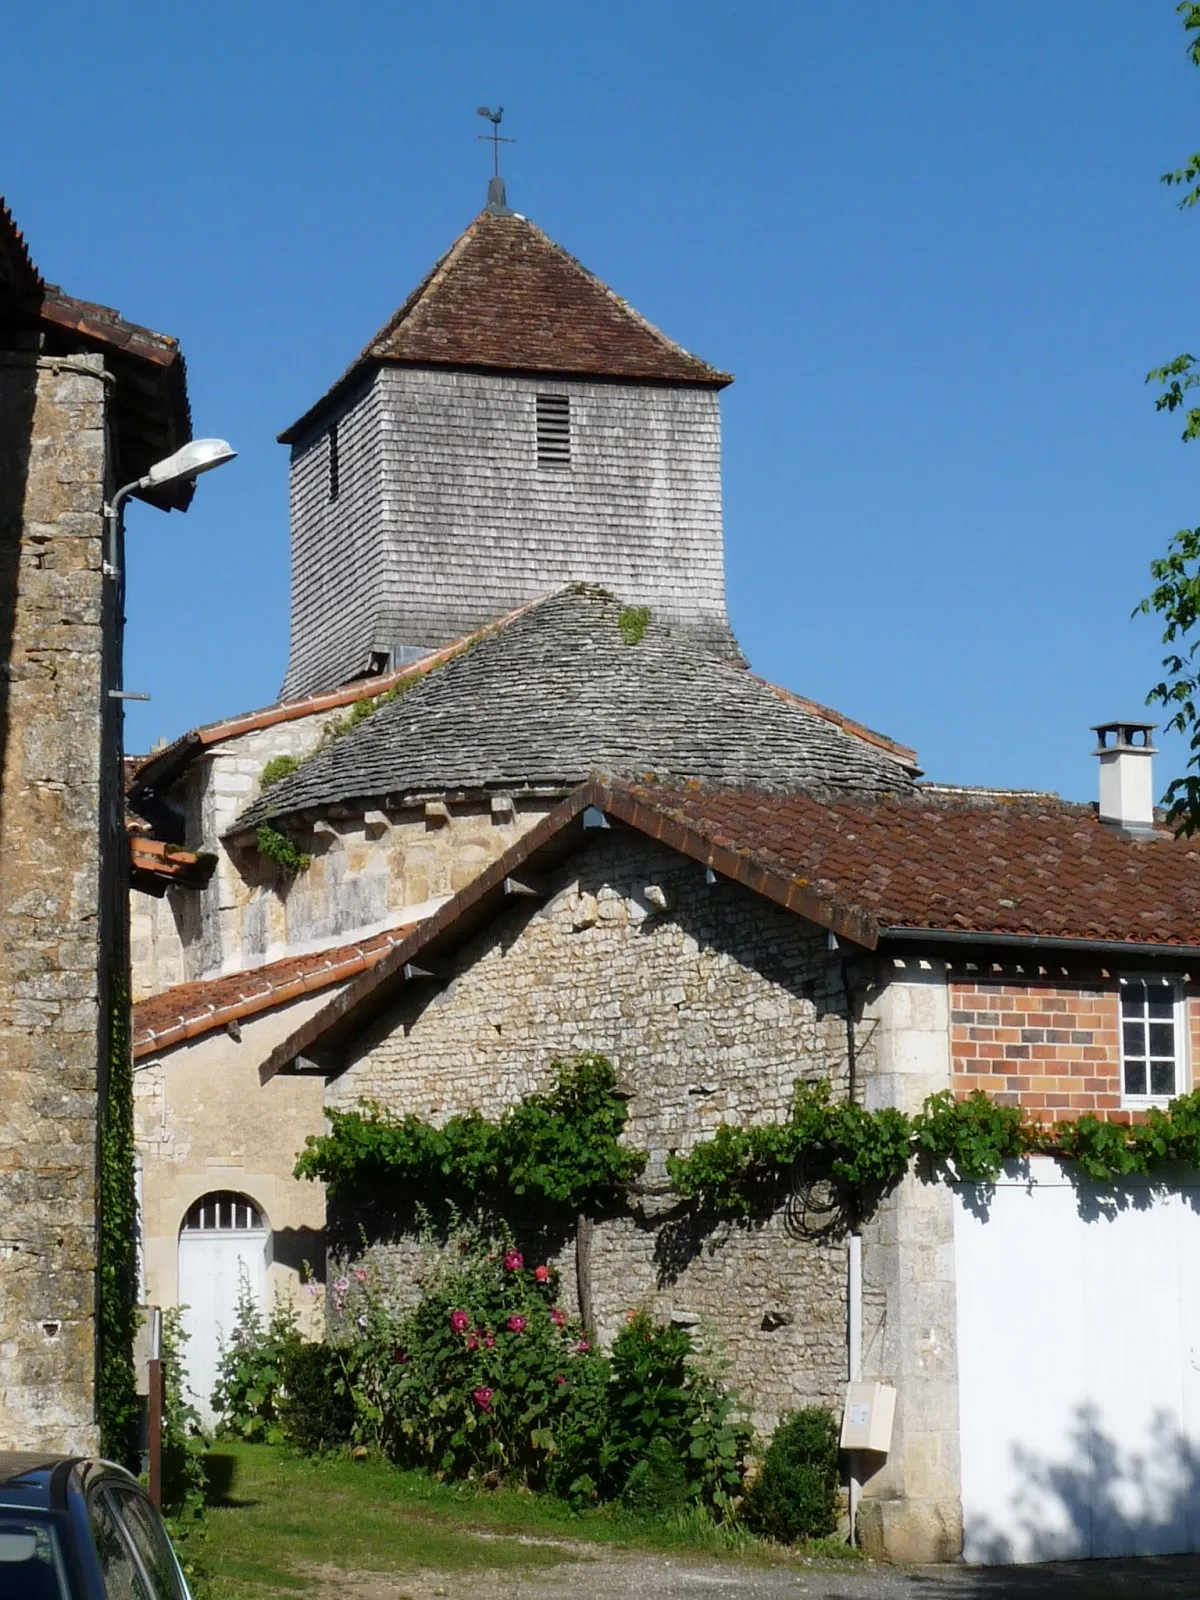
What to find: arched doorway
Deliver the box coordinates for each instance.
[177,1191,270,1425]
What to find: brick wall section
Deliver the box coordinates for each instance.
[333,829,855,1433]
[0,350,112,1450]
[281,366,733,699]
[950,976,1200,1120]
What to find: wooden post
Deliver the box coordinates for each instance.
[575,1212,595,1342]
[147,1356,163,1510]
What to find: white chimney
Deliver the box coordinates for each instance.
[1092,721,1159,835]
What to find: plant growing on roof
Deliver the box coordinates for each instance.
[255,822,311,875]
[618,605,652,646]
[259,754,300,791]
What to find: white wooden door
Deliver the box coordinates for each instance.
[954,1161,1200,1562]
[176,1192,269,1426]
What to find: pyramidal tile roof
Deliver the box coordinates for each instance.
[280,208,731,443]
[232,585,919,835]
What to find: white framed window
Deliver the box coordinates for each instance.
[181,1190,264,1233]
[1120,976,1188,1103]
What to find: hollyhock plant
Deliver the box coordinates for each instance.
[550,1308,568,1327]
[483,1332,496,1349]
[506,1315,526,1333]
[473,1387,493,1411]
[534,1265,551,1283]
[503,1249,524,1272]
[449,1309,469,1334]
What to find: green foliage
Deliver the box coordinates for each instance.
[98,984,139,1468]
[255,822,311,874]
[911,1089,1027,1182]
[285,1237,748,1518]
[278,1341,357,1455]
[666,1080,910,1217]
[211,1278,303,1443]
[617,605,652,646]
[160,1309,210,1534]
[324,675,419,741]
[669,1083,1200,1216]
[259,754,300,791]
[295,1055,645,1218]
[741,1408,840,1543]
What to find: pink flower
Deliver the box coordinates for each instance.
[506,1315,526,1334]
[466,1334,479,1352]
[353,1268,368,1283]
[550,1308,568,1327]
[473,1387,493,1412]
[504,1249,524,1272]
[483,1333,496,1349]
[534,1265,550,1283]
[555,1373,566,1385]
[573,1339,590,1353]
[333,1277,350,1294]
[450,1309,469,1334]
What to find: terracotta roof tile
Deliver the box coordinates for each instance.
[627,785,1200,948]
[280,209,730,443]
[132,920,423,1059]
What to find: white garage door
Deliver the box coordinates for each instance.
[177,1191,269,1426]
[955,1159,1200,1563]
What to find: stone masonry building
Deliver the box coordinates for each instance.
[0,198,192,1450]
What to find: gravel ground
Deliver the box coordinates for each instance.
[308,1544,1200,1600]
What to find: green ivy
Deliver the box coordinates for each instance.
[296,1055,646,1217]
[255,823,311,875]
[617,605,651,646]
[670,1086,1200,1215]
[98,983,139,1467]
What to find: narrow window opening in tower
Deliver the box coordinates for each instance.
[328,422,340,501]
[536,394,570,470]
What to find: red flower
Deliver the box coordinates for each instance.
[506,1315,527,1333]
[550,1308,568,1328]
[534,1265,550,1283]
[466,1334,479,1352]
[473,1387,493,1412]
[394,1347,409,1364]
[573,1339,590,1353]
[504,1249,524,1272]
[555,1373,566,1385]
[449,1309,469,1334]
[483,1333,496,1349]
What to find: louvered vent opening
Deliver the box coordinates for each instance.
[536,393,571,470]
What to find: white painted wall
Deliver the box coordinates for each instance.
[955,1159,1200,1562]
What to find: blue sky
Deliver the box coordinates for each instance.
[3,2,1198,802]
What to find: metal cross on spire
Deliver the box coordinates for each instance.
[480,107,518,216]
[476,106,515,177]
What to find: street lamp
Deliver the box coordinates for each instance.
[104,437,236,580]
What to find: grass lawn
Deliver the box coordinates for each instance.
[197,1443,853,1597]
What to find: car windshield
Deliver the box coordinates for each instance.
[0,1513,70,1600]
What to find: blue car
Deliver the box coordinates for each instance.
[0,1454,191,1599]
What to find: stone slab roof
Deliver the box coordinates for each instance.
[233,586,919,835]
[261,778,1200,1081]
[279,208,731,444]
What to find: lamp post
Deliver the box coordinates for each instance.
[104,438,237,583]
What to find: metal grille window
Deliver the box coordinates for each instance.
[181,1191,264,1232]
[1120,978,1182,1100]
[536,393,571,470]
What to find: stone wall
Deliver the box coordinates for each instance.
[330,828,853,1432]
[0,350,113,1451]
[282,367,733,700]
[130,700,556,996]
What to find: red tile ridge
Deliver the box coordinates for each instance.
[753,678,918,767]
